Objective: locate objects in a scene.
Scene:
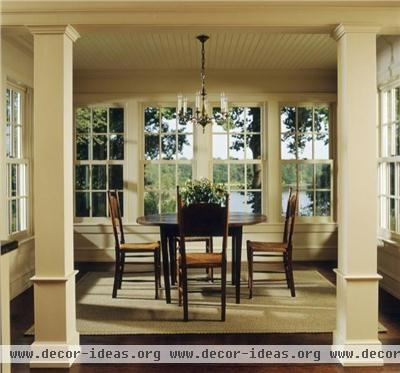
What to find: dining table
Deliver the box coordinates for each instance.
[137,211,267,304]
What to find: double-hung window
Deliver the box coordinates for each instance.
[280,104,332,218]
[379,85,400,235]
[143,106,194,214]
[5,85,29,235]
[74,106,125,218]
[212,106,263,213]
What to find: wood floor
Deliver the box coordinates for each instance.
[10,261,400,372]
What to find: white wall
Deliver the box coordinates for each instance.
[377,36,400,299]
[73,69,338,263]
[1,36,35,299]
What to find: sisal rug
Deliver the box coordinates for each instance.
[26,270,386,335]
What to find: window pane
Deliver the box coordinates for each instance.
[161,107,176,133]
[118,192,124,217]
[161,191,176,213]
[299,163,313,189]
[144,191,159,215]
[76,192,90,217]
[316,191,331,216]
[390,198,396,231]
[316,164,331,189]
[246,107,261,133]
[213,134,228,160]
[76,135,89,160]
[109,134,124,160]
[247,164,262,189]
[297,132,313,160]
[229,134,245,160]
[212,107,227,133]
[11,200,17,233]
[76,108,91,133]
[213,164,228,184]
[177,134,193,160]
[247,191,261,213]
[92,108,107,133]
[230,164,245,189]
[6,89,11,123]
[396,123,400,156]
[395,88,400,122]
[145,107,160,133]
[314,106,329,133]
[390,162,395,196]
[19,197,27,231]
[281,163,297,187]
[5,124,11,157]
[178,108,193,132]
[281,132,296,159]
[109,165,123,190]
[281,107,296,132]
[145,135,159,160]
[314,132,329,159]
[229,107,245,133]
[230,191,247,212]
[92,192,107,217]
[11,164,17,197]
[161,135,176,160]
[299,191,314,216]
[281,188,291,215]
[13,126,21,158]
[75,165,90,190]
[13,91,21,124]
[298,107,313,133]
[177,164,192,186]
[109,108,124,133]
[246,134,261,160]
[92,165,107,190]
[18,165,26,197]
[144,164,159,189]
[93,135,107,160]
[160,164,176,190]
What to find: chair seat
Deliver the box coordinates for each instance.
[180,253,222,268]
[248,241,288,253]
[120,242,159,251]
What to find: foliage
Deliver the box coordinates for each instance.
[180,178,227,206]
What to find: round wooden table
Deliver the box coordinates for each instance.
[137,212,267,304]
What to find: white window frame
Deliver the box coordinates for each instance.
[74,104,126,224]
[5,82,30,238]
[279,102,334,223]
[378,80,400,242]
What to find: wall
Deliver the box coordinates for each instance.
[73,69,338,263]
[377,36,400,299]
[1,36,35,299]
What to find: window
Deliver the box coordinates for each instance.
[74,107,124,218]
[280,105,332,217]
[379,86,400,234]
[5,85,29,235]
[143,106,193,215]
[212,106,263,213]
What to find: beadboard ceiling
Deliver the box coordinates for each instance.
[4,29,337,70]
[74,31,336,70]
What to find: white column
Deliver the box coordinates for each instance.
[333,24,382,366]
[28,25,80,368]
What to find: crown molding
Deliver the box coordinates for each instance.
[27,25,80,42]
[332,23,381,41]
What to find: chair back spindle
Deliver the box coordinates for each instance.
[107,190,125,250]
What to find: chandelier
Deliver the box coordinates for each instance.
[177,35,229,132]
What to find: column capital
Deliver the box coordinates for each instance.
[333,23,381,41]
[27,25,80,42]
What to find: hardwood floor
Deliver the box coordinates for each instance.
[10,261,400,372]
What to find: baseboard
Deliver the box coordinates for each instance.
[10,269,34,299]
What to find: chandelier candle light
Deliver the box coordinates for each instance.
[177,35,229,132]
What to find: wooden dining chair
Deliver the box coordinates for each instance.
[246,188,298,298]
[107,190,161,299]
[177,192,229,321]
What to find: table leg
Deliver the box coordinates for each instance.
[160,226,171,304]
[234,226,243,304]
[231,235,236,285]
[168,236,176,285]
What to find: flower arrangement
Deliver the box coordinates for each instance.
[180,178,227,206]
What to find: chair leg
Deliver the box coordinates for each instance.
[283,253,291,289]
[154,250,159,299]
[287,252,296,297]
[221,262,226,321]
[112,253,121,298]
[247,242,254,299]
[206,239,210,279]
[178,266,182,307]
[169,237,177,285]
[209,237,214,282]
[182,267,189,321]
[118,252,125,290]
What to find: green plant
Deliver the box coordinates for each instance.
[180,178,227,206]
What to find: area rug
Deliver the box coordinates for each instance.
[26,270,386,335]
